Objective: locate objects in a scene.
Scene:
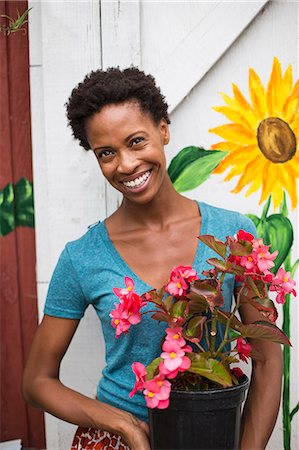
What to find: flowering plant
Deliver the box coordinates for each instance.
[110,230,296,409]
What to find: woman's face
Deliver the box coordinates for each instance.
[85,101,170,205]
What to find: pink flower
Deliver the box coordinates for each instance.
[113,276,136,299]
[159,340,191,378]
[143,374,171,409]
[236,337,252,363]
[165,266,198,297]
[252,240,278,273]
[238,238,278,276]
[129,362,147,398]
[110,278,147,337]
[165,327,186,347]
[110,302,132,338]
[269,268,297,305]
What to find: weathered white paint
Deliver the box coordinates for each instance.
[28,0,298,448]
[29,1,105,448]
[142,0,269,113]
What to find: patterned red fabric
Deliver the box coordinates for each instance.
[71,426,130,450]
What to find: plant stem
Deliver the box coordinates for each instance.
[210,312,217,353]
[215,288,243,356]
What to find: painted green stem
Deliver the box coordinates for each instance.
[282,292,291,450]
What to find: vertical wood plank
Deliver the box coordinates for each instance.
[0,0,45,447]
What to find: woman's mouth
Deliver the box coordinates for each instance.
[122,170,152,190]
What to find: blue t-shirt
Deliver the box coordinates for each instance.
[44,201,256,422]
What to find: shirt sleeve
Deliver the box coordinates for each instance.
[44,246,88,319]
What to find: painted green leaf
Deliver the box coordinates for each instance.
[168,146,227,192]
[246,213,293,273]
[0,178,34,236]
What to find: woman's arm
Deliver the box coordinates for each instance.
[238,302,283,450]
[23,315,150,450]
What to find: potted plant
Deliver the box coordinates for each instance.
[110,229,296,450]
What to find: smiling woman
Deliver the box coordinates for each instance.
[23,67,283,450]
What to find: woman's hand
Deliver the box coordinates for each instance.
[119,414,150,450]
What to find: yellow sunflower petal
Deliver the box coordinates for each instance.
[260,162,277,204]
[213,146,258,174]
[267,57,282,116]
[284,154,299,177]
[249,68,268,119]
[290,110,299,133]
[280,65,293,119]
[278,168,297,209]
[232,84,259,128]
[213,106,253,132]
[271,185,284,210]
[211,142,239,151]
[231,155,265,193]
[245,177,262,196]
[209,124,256,145]
[283,78,299,121]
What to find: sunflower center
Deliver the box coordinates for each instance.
[257,117,296,163]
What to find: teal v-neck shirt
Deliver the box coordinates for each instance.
[44,202,256,422]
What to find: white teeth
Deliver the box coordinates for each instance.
[123,171,151,189]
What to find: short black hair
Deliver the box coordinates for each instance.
[66,67,170,150]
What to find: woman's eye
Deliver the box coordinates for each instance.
[131,136,144,146]
[96,149,114,159]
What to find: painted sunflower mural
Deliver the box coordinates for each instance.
[209,57,299,210]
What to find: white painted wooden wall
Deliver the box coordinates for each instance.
[28,1,298,449]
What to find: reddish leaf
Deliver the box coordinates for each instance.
[198,234,227,258]
[246,297,278,323]
[241,321,291,346]
[151,312,169,322]
[207,258,226,271]
[228,238,252,256]
[187,292,208,314]
[184,316,207,342]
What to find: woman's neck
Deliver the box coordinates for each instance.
[112,176,197,231]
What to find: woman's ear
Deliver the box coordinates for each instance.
[160,119,170,145]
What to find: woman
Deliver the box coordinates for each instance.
[23,67,282,450]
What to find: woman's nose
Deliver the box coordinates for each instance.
[117,150,139,174]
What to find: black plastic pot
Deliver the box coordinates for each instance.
[148,376,249,450]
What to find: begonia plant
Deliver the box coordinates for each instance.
[110,230,296,409]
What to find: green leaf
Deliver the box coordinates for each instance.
[290,402,299,422]
[15,178,34,227]
[198,234,227,258]
[228,240,252,256]
[280,192,288,218]
[163,296,174,312]
[241,321,291,346]
[206,258,226,271]
[188,353,232,387]
[146,357,163,381]
[168,146,227,192]
[171,300,188,317]
[184,316,206,341]
[0,183,15,236]
[187,292,208,314]
[0,178,34,236]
